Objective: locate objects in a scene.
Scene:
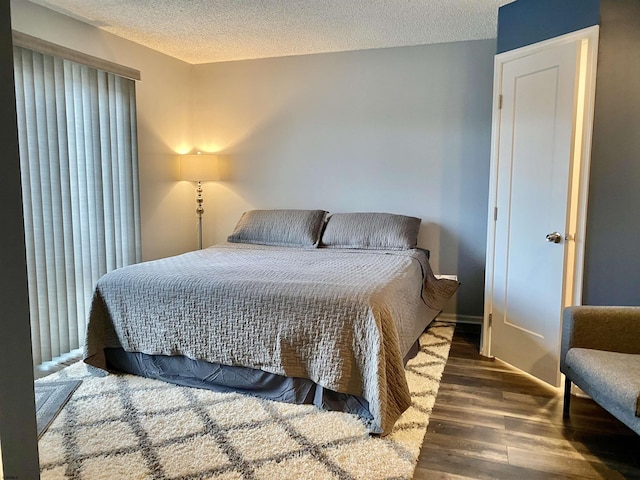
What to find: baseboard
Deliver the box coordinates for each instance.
[35,348,83,379]
[436,313,483,325]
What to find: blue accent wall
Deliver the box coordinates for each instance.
[497,0,600,53]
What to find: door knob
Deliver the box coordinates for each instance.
[546,232,562,243]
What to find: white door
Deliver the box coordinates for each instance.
[484,28,599,387]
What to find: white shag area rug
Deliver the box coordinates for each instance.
[38,321,454,480]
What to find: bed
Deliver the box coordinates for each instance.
[84,210,458,435]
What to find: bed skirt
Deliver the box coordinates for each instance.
[105,348,376,426]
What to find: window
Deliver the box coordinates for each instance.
[13,45,141,369]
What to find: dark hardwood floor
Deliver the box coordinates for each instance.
[415,324,640,479]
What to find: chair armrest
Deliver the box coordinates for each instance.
[560,306,640,373]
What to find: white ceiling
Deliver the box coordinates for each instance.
[28,0,514,65]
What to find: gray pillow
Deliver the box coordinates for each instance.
[321,212,421,250]
[227,209,327,247]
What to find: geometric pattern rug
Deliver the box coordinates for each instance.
[38,321,454,480]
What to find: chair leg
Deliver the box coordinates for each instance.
[563,377,572,417]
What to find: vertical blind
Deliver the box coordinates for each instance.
[13,46,141,368]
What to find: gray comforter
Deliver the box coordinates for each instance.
[84,243,457,434]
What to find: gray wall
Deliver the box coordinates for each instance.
[9,4,497,318]
[583,0,640,305]
[193,40,496,318]
[0,2,40,476]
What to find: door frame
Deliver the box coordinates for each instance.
[481,26,600,359]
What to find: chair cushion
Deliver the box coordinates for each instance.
[566,348,640,417]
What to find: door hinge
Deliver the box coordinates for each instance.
[488,313,493,327]
[494,207,498,221]
[498,94,503,110]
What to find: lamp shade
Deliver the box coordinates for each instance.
[180,154,219,182]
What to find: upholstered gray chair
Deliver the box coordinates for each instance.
[560,306,640,435]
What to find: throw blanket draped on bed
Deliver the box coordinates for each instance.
[85,243,457,434]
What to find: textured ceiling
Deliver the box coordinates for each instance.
[28,0,513,65]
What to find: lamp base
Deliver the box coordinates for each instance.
[196,181,204,249]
